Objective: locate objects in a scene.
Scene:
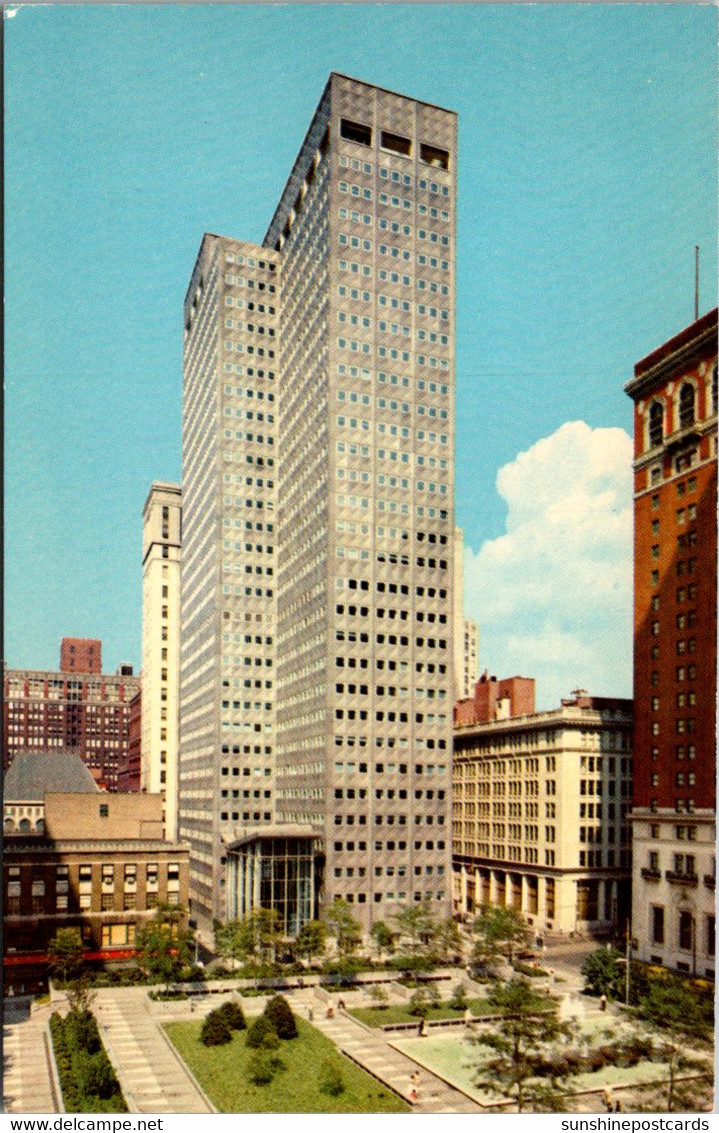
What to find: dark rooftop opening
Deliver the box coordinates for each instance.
[420,143,449,170]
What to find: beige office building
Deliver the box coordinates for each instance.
[180,74,457,930]
[453,685,633,935]
[141,482,182,839]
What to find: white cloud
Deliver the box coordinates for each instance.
[464,421,633,709]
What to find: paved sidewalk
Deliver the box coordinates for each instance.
[296,995,482,1113]
[93,990,214,1113]
[3,1014,59,1114]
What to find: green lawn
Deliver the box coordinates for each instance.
[350,997,497,1027]
[164,1016,410,1113]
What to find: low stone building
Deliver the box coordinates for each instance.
[453,678,633,936]
[3,751,190,994]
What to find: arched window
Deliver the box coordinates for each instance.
[18,818,31,832]
[648,401,664,449]
[679,383,695,429]
[4,816,16,833]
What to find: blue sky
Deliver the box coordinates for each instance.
[5,4,717,705]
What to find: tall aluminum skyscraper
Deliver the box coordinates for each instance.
[180,75,457,931]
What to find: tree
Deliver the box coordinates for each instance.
[367,984,389,1008]
[391,898,437,952]
[200,1011,232,1047]
[264,994,297,1039]
[213,919,249,969]
[216,1000,247,1031]
[135,904,194,991]
[637,977,713,1111]
[435,916,462,962]
[214,910,281,969]
[408,982,441,1017]
[581,947,624,1000]
[471,904,531,972]
[371,920,395,959]
[295,919,327,965]
[246,1014,280,1050]
[65,977,97,1016]
[470,978,575,1113]
[47,928,85,985]
[324,898,361,959]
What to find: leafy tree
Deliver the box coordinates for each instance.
[47,928,85,984]
[213,919,248,969]
[637,977,713,1111]
[371,920,395,959]
[295,919,327,965]
[581,947,624,1000]
[214,910,281,969]
[408,982,441,1017]
[135,904,194,991]
[436,916,462,961]
[471,904,531,972]
[65,977,97,1017]
[324,898,361,959]
[263,994,297,1039]
[391,898,437,952]
[367,984,389,1008]
[470,978,575,1113]
[449,981,469,1010]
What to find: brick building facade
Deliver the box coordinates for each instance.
[625,307,717,975]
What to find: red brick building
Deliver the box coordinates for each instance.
[3,644,140,792]
[625,307,717,975]
[454,672,536,728]
[60,637,102,674]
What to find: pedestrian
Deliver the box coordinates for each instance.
[337,997,345,1011]
[419,1017,428,1037]
[600,994,607,1012]
[308,1006,314,1021]
[602,1087,614,1113]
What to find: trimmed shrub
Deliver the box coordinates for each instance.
[246,1014,280,1050]
[49,1011,126,1113]
[216,1000,247,1031]
[263,994,297,1039]
[67,1010,101,1055]
[200,1011,232,1047]
[319,1058,345,1096]
[449,982,468,1010]
[247,1049,279,1085]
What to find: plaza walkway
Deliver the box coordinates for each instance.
[3,1003,59,1114]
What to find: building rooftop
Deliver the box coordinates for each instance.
[4,750,99,801]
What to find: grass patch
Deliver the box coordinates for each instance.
[350,996,497,1027]
[165,1015,410,1112]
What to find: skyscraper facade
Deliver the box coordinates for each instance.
[180,239,280,925]
[141,482,182,839]
[625,307,717,976]
[180,75,456,930]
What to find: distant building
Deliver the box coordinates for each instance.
[3,646,140,790]
[117,690,142,793]
[625,307,717,976]
[455,672,536,728]
[141,482,182,838]
[3,750,189,994]
[60,637,102,675]
[453,683,633,935]
[452,529,479,699]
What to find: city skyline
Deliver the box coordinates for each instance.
[6,5,717,707]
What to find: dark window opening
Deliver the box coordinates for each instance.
[420,143,449,170]
[340,119,372,147]
[679,383,696,429]
[649,401,664,448]
[381,130,411,157]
